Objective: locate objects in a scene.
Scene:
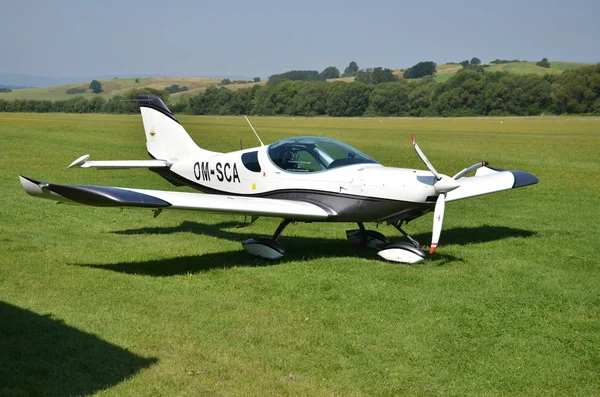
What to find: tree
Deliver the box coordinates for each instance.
[89,80,102,94]
[253,77,261,83]
[219,78,232,86]
[356,67,398,84]
[460,60,470,68]
[470,57,481,65]
[343,61,359,77]
[267,70,321,85]
[536,58,550,68]
[403,61,437,79]
[320,66,340,80]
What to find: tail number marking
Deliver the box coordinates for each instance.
[194,162,240,183]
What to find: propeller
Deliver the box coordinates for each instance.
[410,135,487,254]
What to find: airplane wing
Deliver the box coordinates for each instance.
[445,166,538,202]
[19,176,331,220]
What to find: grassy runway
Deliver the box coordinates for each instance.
[1,113,599,395]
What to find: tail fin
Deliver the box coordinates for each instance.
[137,95,218,161]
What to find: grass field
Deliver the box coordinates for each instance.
[1,113,599,396]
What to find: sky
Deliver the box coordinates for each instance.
[1,0,599,79]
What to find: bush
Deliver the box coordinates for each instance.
[164,84,189,94]
[66,87,86,95]
[536,58,551,68]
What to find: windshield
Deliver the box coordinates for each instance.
[268,136,378,173]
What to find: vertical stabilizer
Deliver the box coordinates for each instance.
[137,95,218,161]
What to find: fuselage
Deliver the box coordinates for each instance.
[159,137,438,223]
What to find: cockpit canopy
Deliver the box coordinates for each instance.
[268,136,378,173]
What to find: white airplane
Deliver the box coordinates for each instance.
[19,95,538,263]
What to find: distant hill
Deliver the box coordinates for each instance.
[0,77,265,103]
[0,61,591,103]
[427,61,588,82]
[0,73,140,89]
[0,72,253,89]
[329,61,590,83]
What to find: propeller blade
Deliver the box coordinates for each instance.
[452,161,489,180]
[431,194,446,254]
[410,135,441,180]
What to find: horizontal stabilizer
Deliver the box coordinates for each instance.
[68,154,171,169]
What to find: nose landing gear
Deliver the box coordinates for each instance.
[377,221,426,263]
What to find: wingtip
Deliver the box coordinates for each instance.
[19,175,45,195]
[510,170,539,188]
[68,154,90,169]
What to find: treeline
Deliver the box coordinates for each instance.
[187,63,600,116]
[1,64,598,116]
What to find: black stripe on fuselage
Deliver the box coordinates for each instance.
[150,168,433,223]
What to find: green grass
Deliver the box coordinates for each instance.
[1,113,599,395]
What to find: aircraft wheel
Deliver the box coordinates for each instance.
[242,237,285,260]
[377,242,425,264]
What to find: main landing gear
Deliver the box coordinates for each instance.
[242,219,426,264]
[345,222,389,248]
[346,221,426,264]
[242,219,293,260]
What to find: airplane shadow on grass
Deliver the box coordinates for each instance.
[0,301,156,397]
[75,222,535,277]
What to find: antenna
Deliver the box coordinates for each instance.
[244,115,264,146]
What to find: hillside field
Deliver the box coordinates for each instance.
[394,61,588,83]
[0,77,265,102]
[1,113,599,395]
